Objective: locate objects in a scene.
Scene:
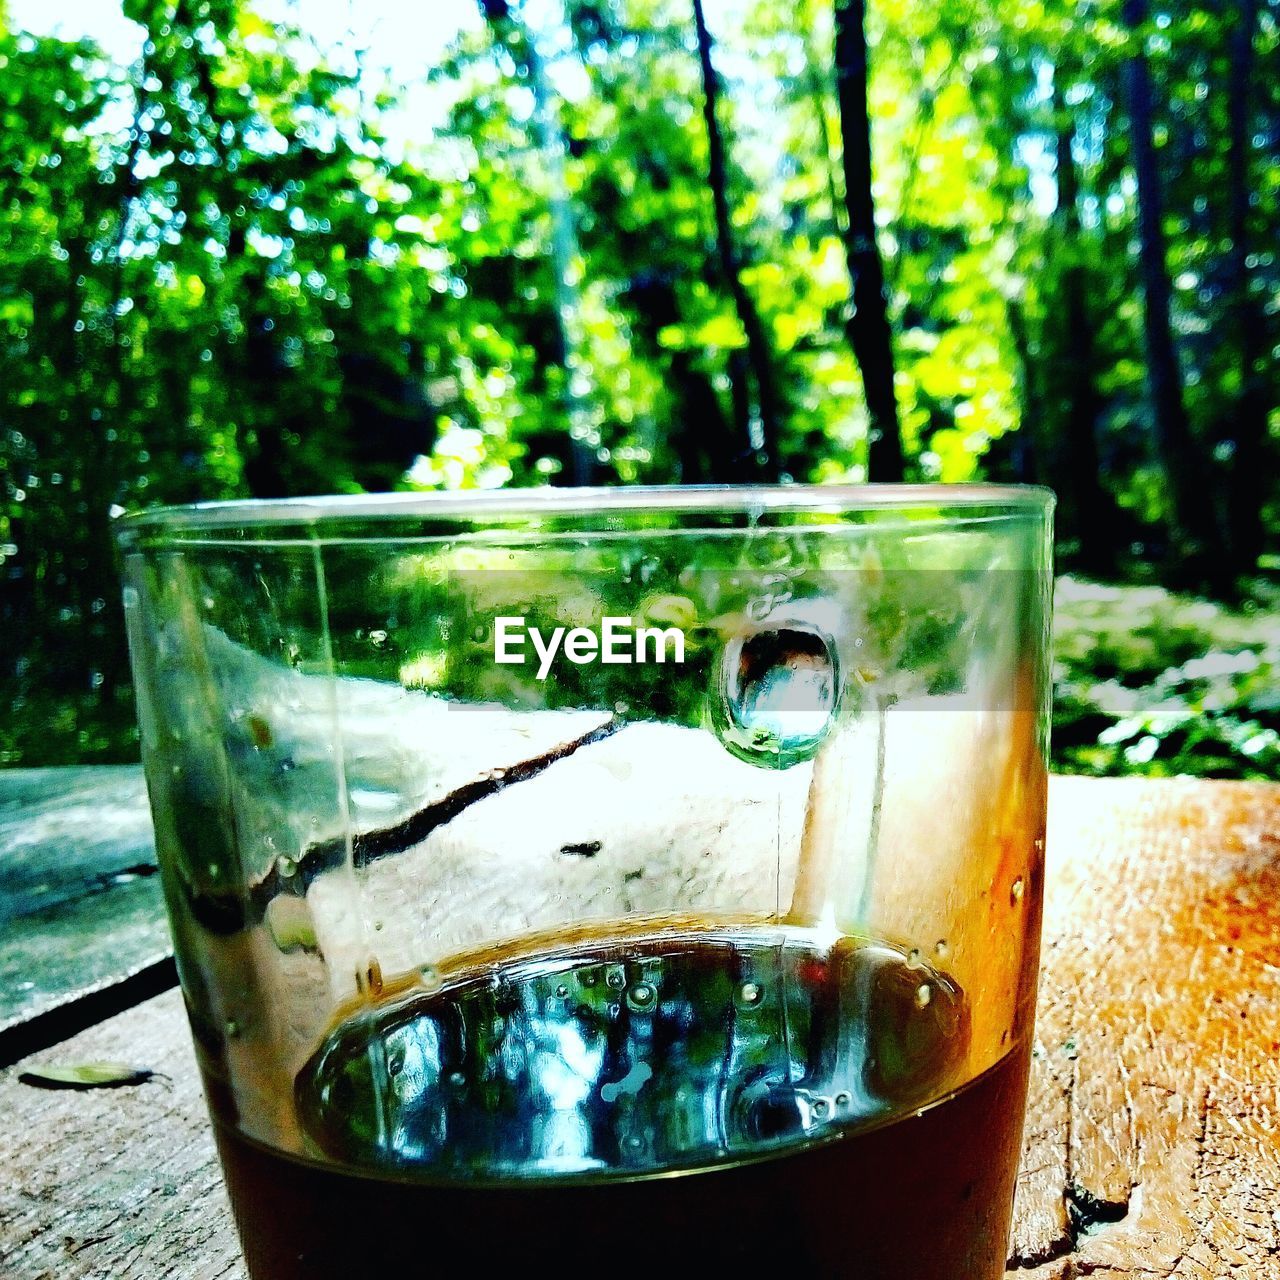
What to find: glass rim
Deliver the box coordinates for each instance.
[115,483,1053,547]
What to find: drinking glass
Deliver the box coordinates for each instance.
[118,484,1053,1279]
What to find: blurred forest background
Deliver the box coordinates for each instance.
[1,0,1277,776]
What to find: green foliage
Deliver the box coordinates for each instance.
[0,0,1277,772]
[1053,577,1280,780]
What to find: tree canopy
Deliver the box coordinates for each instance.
[0,0,1277,769]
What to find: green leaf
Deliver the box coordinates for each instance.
[19,1062,165,1089]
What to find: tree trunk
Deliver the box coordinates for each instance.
[1005,299,1042,485]
[1053,73,1118,575]
[1222,0,1267,573]
[691,0,781,481]
[1122,0,1223,580]
[479,0,596,485]
[833,0,903,482]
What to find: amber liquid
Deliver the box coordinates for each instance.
[209,925,1030,1280]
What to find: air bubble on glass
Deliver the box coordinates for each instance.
[711,619,840,769]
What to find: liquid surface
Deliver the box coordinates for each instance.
[296,926,971,1181]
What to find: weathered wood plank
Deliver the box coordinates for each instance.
[0,767,167,1050]
[0,987,244,1280]
[1009,777,1280,1276]
[1,777,1277,1278]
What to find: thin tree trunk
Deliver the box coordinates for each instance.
[691,0,781,481]
[1123,0,1222,578]
[1053,71,1117,575]
[1223,0,1267,572]
[833,0,903,482]
[480,0,596,484]
[799,28,846,240]
[1005,299,1042,485]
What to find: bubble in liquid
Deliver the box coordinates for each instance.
[554,983,570,999]
[834,1091,852,1110]
[915,984,933,1009]
[1011,877,1025,905]
[419,964,442,993]
[737,981,764,1009]
[906,948,923,969]
[712,623,839,769]
[627,982,656,1010]
[934,940,950,960]
[812,1097,831,1119]
[224,1018,242,1039]
[605,967,626,991]
[579,969,600,988]
[275,854,298,879]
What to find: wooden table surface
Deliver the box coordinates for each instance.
[1,772,1277,1279]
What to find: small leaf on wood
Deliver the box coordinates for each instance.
[18,1062,166,1090]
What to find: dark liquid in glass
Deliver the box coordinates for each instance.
[209,925,1030,1279]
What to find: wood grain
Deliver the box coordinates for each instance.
[1010,777,1280,1277]
[0,776,1276,1279]
[0,767,165,1045]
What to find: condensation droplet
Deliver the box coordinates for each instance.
[747,532,797,570]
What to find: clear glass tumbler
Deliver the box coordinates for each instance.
[118,485,1053,1279]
